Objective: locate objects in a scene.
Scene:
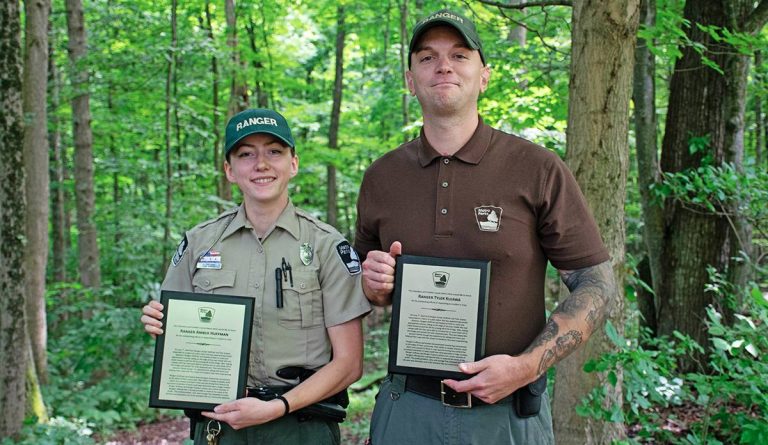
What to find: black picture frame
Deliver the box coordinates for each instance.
[149,290,254,411]
[388,254,490,380]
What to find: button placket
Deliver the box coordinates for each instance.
[436,157,453,235]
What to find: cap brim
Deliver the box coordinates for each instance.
[226,130,295,156]
[410,20,481,52]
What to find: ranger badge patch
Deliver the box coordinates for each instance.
[335,241,361,275]
[171,235,188,267]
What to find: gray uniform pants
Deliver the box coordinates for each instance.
[369,375,555,445]
[193,414,340,445]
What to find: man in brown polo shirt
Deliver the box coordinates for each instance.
[355,8,617,445]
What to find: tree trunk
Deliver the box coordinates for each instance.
[655,0,767,370]
[633,0,662,334]
[25,344,47,422]
[506,0,527,46]
[327,5,345,228]
[223,0,247,202]
[163,0,177,270]
[553,1,638,444]
[49,35,67,282]
[204,1,223,203]
[23,0,50,385]
[245,15,269,108]
[399,0,409,142]
[0,0,28,436]
[756,51,764,167]
[65,0,101,288]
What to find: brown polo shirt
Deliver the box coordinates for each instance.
[355,119,609,355]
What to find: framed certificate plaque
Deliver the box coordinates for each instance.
[389,255,491,380]
[149,290,254,411]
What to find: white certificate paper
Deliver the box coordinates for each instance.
[149,291,253,411]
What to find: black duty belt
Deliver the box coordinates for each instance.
[403,374,546,411]
[246,385,348,423]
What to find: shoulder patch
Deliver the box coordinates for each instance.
[171,235,188,267]
[335,240,361,275]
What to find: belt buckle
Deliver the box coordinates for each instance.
[440,381,472,408]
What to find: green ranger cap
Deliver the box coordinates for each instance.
[408,9,485,68]
[225,108,295,157]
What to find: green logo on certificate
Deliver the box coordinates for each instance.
[432,271,450,288]
[198,307,215,322]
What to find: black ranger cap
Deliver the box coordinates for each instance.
[408,9,486,68]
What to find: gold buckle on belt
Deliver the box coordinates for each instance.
[440,381,472,408]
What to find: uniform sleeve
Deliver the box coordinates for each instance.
[161,234,195,292]
[318,235,371,327]
[536,156,610,270]
[354,172,381,260]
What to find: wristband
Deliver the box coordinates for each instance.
[275,395,290,416]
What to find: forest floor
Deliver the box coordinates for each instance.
[100,417,189,445]
[101,399,757,445]
[101,415,369,445]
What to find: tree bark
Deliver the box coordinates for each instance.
[0,0,28,436]
[65,0,101,288]
[506,0,528,45]
[655,0,767,369]
[48,31,67,283]
[23,0,50,385]
[245,14,269,108]
[633,0,662,334]
[204,1,223,202]
[756,51,764,167]
[163,0,177,270]
[399,0,409,142]
[327,5,345,228]
[223,0,247,202]
[553,1,638,444]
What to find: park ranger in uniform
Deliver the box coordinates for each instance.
[141,108,370,445]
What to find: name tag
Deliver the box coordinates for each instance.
[197,251,222,270]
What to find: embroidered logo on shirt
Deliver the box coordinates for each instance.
[474,206,503,232]
[171,235,188,267]
[335,241,362,275]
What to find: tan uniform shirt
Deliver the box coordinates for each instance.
[163,201,371,387]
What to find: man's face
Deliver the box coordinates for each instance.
[406,26,489,117]
[224,133,298,209]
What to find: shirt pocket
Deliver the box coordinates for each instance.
[192,269,237,293]
[279,268,322,329]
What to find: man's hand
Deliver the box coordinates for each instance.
[442,354,537,404]
[140,300,164,338]
[361,241,402,306]
[202,397,284,430]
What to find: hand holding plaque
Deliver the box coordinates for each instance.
[389,255,490,380]
[149,291,254,411]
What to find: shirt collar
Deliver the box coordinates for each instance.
[417,116,492,167]
[221,200,301,241]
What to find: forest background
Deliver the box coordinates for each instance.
[1,0,767,444]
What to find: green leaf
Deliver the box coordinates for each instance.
[712,337,730,351]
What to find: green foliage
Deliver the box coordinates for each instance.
[652,160,768,228]
[579,269,768,444]
[41,283,179,438]
[0,417,95,445]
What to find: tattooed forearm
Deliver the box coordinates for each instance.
[525,261,615,376]
[526,319,559,351]
[556,261,616,330]
[535,329,583,375]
